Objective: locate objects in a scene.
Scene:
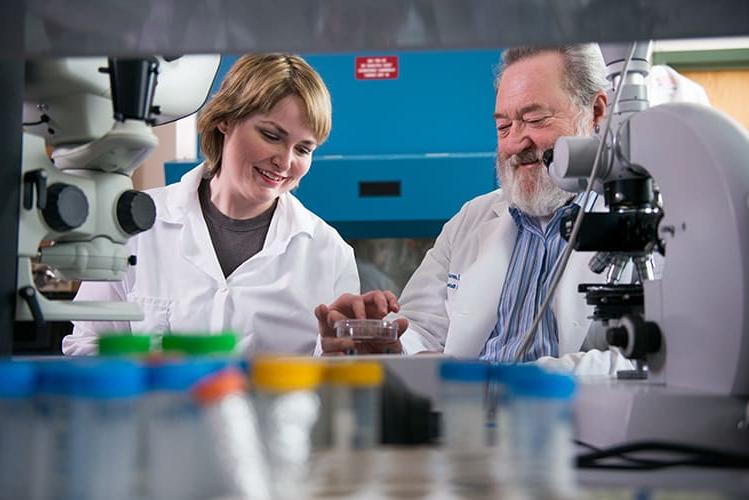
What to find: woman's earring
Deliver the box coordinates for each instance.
[594,122,601,134]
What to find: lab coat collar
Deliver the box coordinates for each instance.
[159,163,316,237]
[491,189,511,217]
[158,163,206,225]
[261,192,316,256]
[159,164,317,283]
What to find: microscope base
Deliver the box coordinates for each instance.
[574,376,749,454]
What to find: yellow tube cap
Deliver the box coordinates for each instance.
[325,362,384,387]
[252,357,323,392]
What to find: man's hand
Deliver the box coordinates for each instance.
[315,291,409,355]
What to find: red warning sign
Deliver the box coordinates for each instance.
[355,56,399,80]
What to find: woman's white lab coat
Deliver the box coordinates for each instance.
[63,164,359,356]
[396,189,634,375]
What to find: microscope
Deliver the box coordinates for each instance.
[548,42,749,452]
[548,44,663,379]
[19,55,220,330]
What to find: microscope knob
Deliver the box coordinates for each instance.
[606,314,662,359]
[606,326,628,349]
[117,190,156,235]
[42,183,89,232]
[636,320,662,357]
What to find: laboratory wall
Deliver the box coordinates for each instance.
[681,69,749,130]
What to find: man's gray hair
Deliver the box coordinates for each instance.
[496,44,608,110]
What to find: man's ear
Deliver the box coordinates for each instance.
[592,90,608,126]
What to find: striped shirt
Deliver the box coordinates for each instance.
[479,193,596,363]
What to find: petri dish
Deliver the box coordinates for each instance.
[334,319,398,345]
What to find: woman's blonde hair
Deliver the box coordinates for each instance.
[197,54,332,177]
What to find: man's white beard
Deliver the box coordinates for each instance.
[497,124,590,217]
[497,153,572,217]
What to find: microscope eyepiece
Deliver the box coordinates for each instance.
[542,148,554,168]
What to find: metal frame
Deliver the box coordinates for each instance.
[0,1,23,356]
[13,0,749,57]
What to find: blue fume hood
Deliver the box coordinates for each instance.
[165,50,500,238]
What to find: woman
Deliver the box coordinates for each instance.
[63,54,359,355]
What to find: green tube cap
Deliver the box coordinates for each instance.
[98,334,152,356]
[161,333,238,356]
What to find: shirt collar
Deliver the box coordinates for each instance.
[573,191,598,211]
[508,192,598,235]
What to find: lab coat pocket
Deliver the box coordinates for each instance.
[126,293,171,333]
[444,309,480,357]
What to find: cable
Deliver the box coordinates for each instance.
[574,439,600,452]
[576,440,749,470]
[23,114,50,127]
[574,439,685,468]
[515,42,639,362]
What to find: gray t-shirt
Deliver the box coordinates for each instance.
[198,178,276,278]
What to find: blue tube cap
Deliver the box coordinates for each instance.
[439,360,490,382]
[0,361,35,398]
[38,359,145,399]
[148,359,231,391]
[505,365,576,400]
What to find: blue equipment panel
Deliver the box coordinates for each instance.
[165,50,501,238]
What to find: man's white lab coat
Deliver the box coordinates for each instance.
[397,189,633,375]
[63,164,359,356]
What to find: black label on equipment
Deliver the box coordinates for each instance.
[359,181,401,197]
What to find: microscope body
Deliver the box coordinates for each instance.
[18,55,220,324]
[17,132,154,321]
[551,43,749,396]
[549,43,749,454]
[626,103,749,395]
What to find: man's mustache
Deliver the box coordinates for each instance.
[506,148,543,168]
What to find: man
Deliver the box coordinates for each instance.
[316,44,634,374]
